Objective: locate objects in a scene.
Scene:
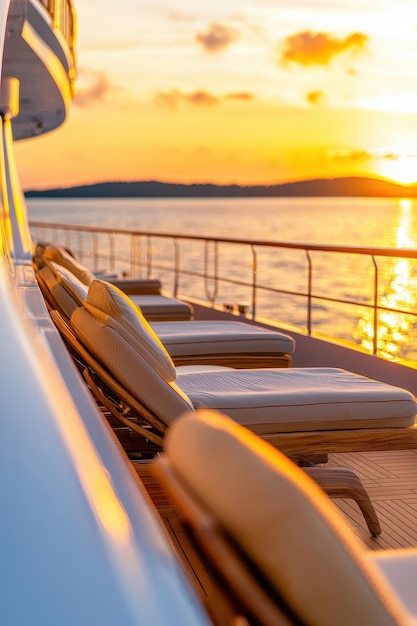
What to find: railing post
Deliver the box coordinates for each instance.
[109,232,115,273]
[130,234,136,278]
[306,250,312,334]
[251,244,257,320]
[77,230,83,262]
[147,235,152,278]
[204,240,219,306]
[173,238,180,298]
[131,234,143,278]
[372,255,379,355]
[93,232,98,272]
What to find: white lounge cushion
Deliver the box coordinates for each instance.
[166,410,408,626]
[71,307,193,420]
[176,367,417,433]
[371,551,417,618]
[151,320,295,357]
[43,245,95,285]
[129,294,193,321]
[84,280,177,382]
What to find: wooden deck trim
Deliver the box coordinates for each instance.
[262,424,417,455]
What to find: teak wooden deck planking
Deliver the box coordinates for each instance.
[327,449,417,550]
[133,448,417,556]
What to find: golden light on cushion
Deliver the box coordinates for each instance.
[85,279,177,382]
[166,409,408,626]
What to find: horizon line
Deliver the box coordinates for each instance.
[24,174,417,193]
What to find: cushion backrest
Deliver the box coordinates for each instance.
[85,279,177,383]
[38,266,80,319]
[165,410,407,626]
[70,307,193,423]
[49,261,89,305]
[43,245,95,286]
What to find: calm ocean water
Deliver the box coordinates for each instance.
[27,196,417,361]
[27,196,414,245]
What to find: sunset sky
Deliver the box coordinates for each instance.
[14,0,417,190]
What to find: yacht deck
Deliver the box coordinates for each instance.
[133,448,417,553]
[328,449,417,550]
[128,447,417,621]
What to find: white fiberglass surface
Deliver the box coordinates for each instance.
[0,257,209,625]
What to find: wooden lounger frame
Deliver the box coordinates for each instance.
[261,423,417,456]
[171,351,292,370]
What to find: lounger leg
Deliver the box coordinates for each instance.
[304,466,381,537]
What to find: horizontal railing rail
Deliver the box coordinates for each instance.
[29,220,417,359]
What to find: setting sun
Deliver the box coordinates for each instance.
[375,156,417,186]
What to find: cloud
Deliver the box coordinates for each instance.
[195,22,239,52]
[280,31,369,67]
[154,89,220,109]
[154,89,255,109]
[74,72,112,107]
[328,148,417,162]
[224,91,255,101]
[330,149,372,161]
[187,90,220,106]
[306,90,325,105]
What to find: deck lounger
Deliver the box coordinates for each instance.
[34,243,194,321]
[34,241,162,293]
[36,250,296,367]
[155,410,417,626]
[51,303,381,537]
[67,279,417,460]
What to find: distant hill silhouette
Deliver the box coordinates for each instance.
[24,176,417,198]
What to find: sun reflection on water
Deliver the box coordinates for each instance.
[354,199,417,360]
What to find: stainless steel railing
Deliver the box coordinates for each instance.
[29,220,417,359]
[37,0,76,69]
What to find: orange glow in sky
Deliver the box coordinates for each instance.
[14,1,417,190]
